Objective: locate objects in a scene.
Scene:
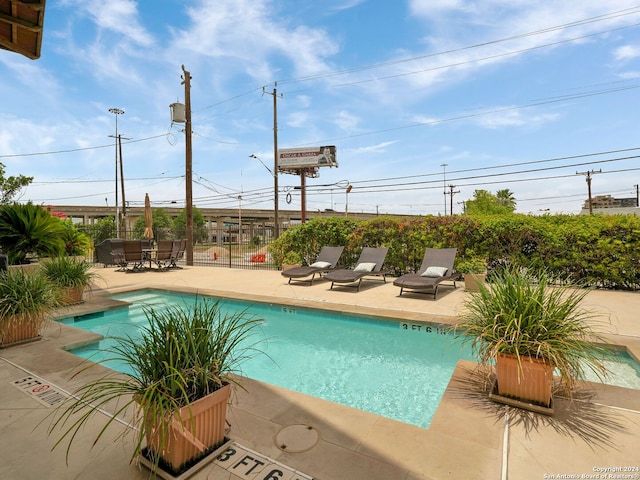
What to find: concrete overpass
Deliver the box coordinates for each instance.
[54,205,385,231]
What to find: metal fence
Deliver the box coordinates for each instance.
[80,222,290,271]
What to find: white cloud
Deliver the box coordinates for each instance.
[75,0,154,47]
[172,0,339,80]
[333,110,361,132]
[350,141,398,154]
[287,111,310,128]
[618,71,640,79]
[613,44,640,61]
[474,108,560,129]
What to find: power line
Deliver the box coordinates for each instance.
[351,147,640,185]
[330,22,640,89]
[299,83,640,146]
[192,7,640,113]
[276,6,640,87]
[0,134,169,159]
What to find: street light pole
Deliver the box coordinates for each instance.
[345,184,352,216]
[108,108,124,237]
[249,152,279,237]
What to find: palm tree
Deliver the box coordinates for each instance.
[0,202,66,264]
[496,189,516,212]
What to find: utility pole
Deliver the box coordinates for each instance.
[117,134,131,238]
[182,65,194,265]
[441,164,448,215]
[577,169,601,215]
[108,107,124,237]
[635,184,639,207]
[263,84,282,238]
[447,184,460,216]
[300,172,307,223]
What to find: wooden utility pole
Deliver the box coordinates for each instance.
[108,107,124,237]
[273,85,279,238]
[263,84,282,239]
[577,169,601,215]
[447,184,460,216]
[300,172,306,223]
[441,164,448,215]
[118,134,128,238]
[182,65,194,265]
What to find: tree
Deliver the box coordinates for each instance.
[60,219,92,255]
[131,208,172,240]
[0,202,66,264]
[465,190,515,215]
[172,207,207,243]
[496,189,516,211]
[77,216,116,245]
[0,163,33,204]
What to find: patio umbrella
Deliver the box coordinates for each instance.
[143,193,154,240]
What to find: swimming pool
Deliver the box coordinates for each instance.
[61,289,640,429]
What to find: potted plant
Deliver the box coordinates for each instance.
[457,257,487,292]
[455,266,607,412]
[40,256,99,304]
[0,268,60,346]
[49,297,264,477]
[281,251,303,271]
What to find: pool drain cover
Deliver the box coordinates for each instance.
[275,424,319,453]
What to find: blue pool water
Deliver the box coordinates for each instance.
[61,289,640,429]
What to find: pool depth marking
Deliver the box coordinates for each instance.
[11,375,69,407]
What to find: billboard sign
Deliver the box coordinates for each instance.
[278,146,337,170]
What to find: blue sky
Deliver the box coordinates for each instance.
[1,0,639,216]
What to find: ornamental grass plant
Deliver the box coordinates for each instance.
[0,268,60,345]
[40,256,97,291]
[49,297,265,472]
[41,256,99,303]
[455,266,609,395]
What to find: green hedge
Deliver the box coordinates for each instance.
[269,214,640,290]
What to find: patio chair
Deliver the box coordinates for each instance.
[326,247,389,291]
[122,240,145,272]
[154,239,174,270]
[167,239,186,269]
[393,248,458,299]
[281,246,345,285]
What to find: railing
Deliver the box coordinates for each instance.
[83,223,291,271]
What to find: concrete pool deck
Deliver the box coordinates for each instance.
[1,265,639,479]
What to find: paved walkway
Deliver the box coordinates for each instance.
[1,266,639,480]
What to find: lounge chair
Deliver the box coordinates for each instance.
[281,246,345,285]
[326,247,389,291]
[393,247,458,299]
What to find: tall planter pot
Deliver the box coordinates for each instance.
[495,353,554,407]
[61,286,84,305]
[0,269,58,347]
[0,313,42,345]
[463,272,486,292]
[144,383,231,473]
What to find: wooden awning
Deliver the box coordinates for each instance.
[0,0,46,60]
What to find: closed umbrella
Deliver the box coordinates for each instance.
[143,193,154,240]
